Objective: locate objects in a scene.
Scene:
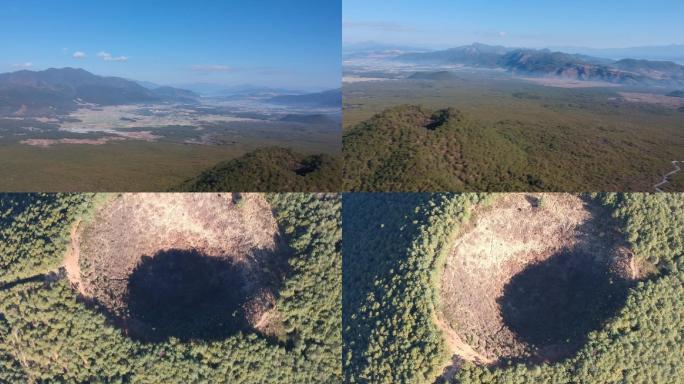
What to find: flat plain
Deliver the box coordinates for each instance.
[0,97,340,191]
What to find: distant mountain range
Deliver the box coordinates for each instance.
[171,83,306,98]
[267,89,342,108]
[395,43,684,85]
[343,41,430,53]
[398,43,511,67]
[550,45,684,64]
[0,68,198,116]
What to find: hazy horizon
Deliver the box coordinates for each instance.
[0,0,341,90]
[344,0,684,49]
[343,40,684,52]
[0,66,338,93]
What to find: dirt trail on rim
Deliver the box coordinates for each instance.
[63,219,83,292]
[433,310,493,363]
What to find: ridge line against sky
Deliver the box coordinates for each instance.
[0,0,341,91]
[343,0,684,49]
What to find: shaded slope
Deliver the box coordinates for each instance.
[172,147,341,192]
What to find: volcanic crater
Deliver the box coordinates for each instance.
[437,193,636,367]
[64,193,288,342]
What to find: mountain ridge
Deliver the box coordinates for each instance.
[395,43,684,85]
[0,67,198,116]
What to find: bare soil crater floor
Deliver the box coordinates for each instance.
[437,193,635,370]
[64,193,288,342]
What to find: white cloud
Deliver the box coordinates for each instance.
[191,65,234,73]
[499,31,508,37]
[12,62,33,68]
[73,51,86,59]
[98,51,128,62]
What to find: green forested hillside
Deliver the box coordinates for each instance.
[343,77,684,193]
[343,106,560,192]
[343,193,684,384]
[172,147,341,192]
[0,193,341,383]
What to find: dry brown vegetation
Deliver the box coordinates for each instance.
[63,193,287,341]
[521,77,622,88]
[437,194,636,368]
[618,92,684,108]
[20,137,127,147]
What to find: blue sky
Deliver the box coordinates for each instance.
[344,0,684,49]
[0,0,340,90]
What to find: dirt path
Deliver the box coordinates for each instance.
[630,255,638,280]
[433,311,492,364]
[63,219,84,292]
[655,161,684,192]
[433,310,493,383]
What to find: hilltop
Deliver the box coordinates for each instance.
[343,105,544,191]
[172,146,341,192]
